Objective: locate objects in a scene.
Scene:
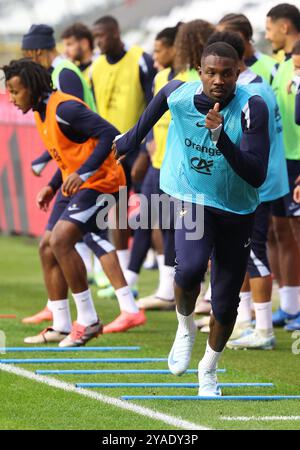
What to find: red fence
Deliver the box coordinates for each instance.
[0,93,54,237]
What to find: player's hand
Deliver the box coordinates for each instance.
[205,102,223,129]
[36,186,54,212]
[112,140,125,165]
[294,185,300,203]
[62,173,83,196]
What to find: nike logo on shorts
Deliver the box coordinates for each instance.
[244,238,251,248]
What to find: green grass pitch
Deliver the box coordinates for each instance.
[0,235,300,430]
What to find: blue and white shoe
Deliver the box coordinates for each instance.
[284,315,300,331]
[272,308,299,327]
[198,365,222,397]
[168,323,197,376]
[226,329,276,350]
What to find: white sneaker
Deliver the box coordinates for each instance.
[24,327,69,344]
[229,321,253,340]
[168,323,197,376]
[194,316,210,329]
[198,365,222,397]
[226,329,276,350]
[136,295,175,311]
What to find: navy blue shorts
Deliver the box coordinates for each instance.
[271,160,300,217]
[247,202,271,278]
[46,189,117,258]
[174,203,255,325]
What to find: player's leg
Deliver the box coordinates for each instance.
[284,215,300,330]
[75,241,94,284]
[22,192,72,339]
[198,209,255,396]
[49,189,111,347]
[230,273,252,339]
[168,202,214,376]
[271,162,300,325]
[267,217,282,287]
[83,232,146,333]
[112,154,138,274]
[272,211,300,325]
[24,230,72,344]
[284,160,300,331]
[227,202,275,349]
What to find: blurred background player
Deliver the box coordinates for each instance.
[265,3,300,329]
[61,22,97,85]
[205,31,289,349]
[173,19,215,80]
[217,13,276,84]
[91,16,156,309]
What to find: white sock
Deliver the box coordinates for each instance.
[124,269,139,287]
[280,286,300,315]
[204,283,211,301]
[50,299,72,333]
[143,248,157,269]
[237,291,252,323]
[75,242,93,274]
[72,289,98,326]
[115,286,139,314]
[254,301,273,333]
[156,254,164,273]
[117,249,131,273]
[93,255,103,274]
[156,258,174,300]
[176,309,196,335]
[47,299,53,311]
[199,341,222,371]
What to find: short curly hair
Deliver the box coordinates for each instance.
[174,19,215,73]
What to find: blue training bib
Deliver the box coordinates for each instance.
[160,82,260,214]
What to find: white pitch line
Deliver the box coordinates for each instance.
[0,363,209,430]
[222,416,300,422]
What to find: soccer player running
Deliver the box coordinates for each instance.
[113,42,270,396]
[206,31,289,350]
[217,13,276,84]
[3,58,130,346]
[265,3,300,330]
